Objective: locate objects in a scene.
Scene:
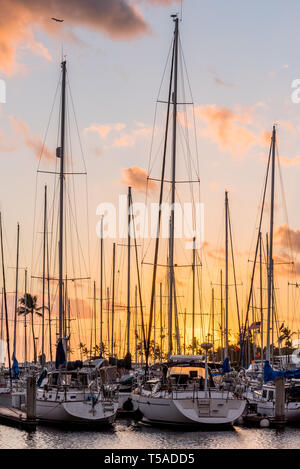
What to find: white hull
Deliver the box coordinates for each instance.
[37,389,118,426]
[132,390,246,426]
[256,401,300,423]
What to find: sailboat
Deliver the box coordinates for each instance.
[241,126,300,423]
[131,15,246,427]
[36,59,118,427]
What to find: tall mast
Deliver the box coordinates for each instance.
[168,14,179,359]
[111,242,116,357]
[145,15,176,368]
[58,60,66,341]
[135,285,138,366]
[46,201,52,362]
[107,286,110,356]
[225,191,229,359]
[212,287,215,361]
[24,269,27,368]
[266,126,276,362]
[160,282,163,361]
[13,222,20,357]
[192,237,196,354]
[93,280,96,356]
[100,217,103,357]
[259,231,263,368]
[220,269,223,360]
[0,213,11,382]
[42,185,47,361]
[127,186,131,356]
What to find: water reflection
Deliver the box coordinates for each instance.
[0,420,299,449]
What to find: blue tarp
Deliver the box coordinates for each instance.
[12,353,19,379]
[222,357,231,374]
[264,360,300,382]
[55,339,66,369]
[37,368,47,387]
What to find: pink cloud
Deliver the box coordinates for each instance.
[0,0,149,75]
[195,105,270,155]
[9,116,55,160]
[120,166,157,192]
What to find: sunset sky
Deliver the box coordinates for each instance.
[1,0,300,362]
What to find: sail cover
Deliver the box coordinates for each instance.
[222,357,231,373]
[264,360,300,382]
[55,339,66,369]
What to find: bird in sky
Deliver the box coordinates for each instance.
[51,17,64,22]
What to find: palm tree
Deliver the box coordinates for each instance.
[18,293,42,363]
[279,327,295,355]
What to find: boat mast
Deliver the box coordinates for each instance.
[259,231,263,368]
[111,242,116,357]
[168,14,179,359]
[220,269,223,360]
[0,213,12,382]
[24,269,27,367]
[145,16,176,369]
[266,126,276,362]
[225,191,229,359]
[42,185,47,361]
[127,186,131,356]
[93,280,96,356]
[100,216,103,357]
[107,286,110,356]
[58,60,66,342]
[160,282,163,360]
[192,236,196,354]
[212,287,215,361]
[135,285,138,366]
[13,222,20,357]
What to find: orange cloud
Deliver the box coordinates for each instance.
[195,105,269,155]
[0,0,149,74]
[275,224,300,253]
[120,166,157,192]
[279,155,300,167]
[9,116,55,160]
[114,133,135,148]
[84,123,126,139]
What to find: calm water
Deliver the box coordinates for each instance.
[0,420,299,449]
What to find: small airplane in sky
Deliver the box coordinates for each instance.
[51,17,64,22]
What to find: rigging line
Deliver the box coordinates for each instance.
[276,141,296,275]
[130,190,147,354]
[228,205,241,336]
[147,38,173,175]
[67,75,87,173]
[145,27,176,367]
[241,136,272,346]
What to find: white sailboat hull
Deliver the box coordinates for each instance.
[256,401,300,422]
[132,390,246,426]
[36,390,118,426]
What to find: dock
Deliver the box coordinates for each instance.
[0,406,36,431]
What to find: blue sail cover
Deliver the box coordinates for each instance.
[222,357,231,373]
[55,339,66,369]
[37,368,47,387]
[12,353,19,379]
[264,360,300,382]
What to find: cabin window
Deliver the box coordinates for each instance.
[268,391,274,401]
[262,390,267,398]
